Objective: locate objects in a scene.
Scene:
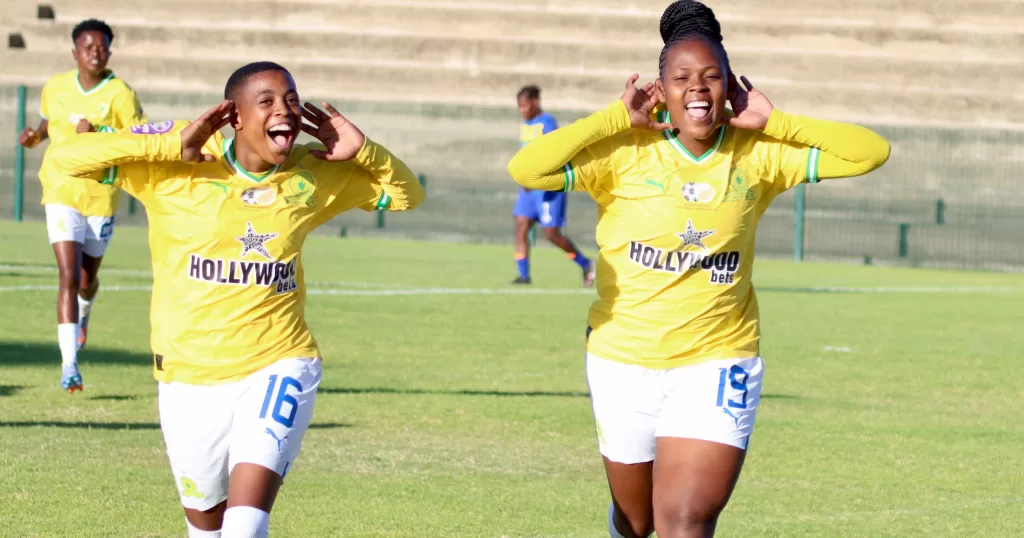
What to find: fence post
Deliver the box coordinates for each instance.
[128,196,137,216]
[418,173,426,189]
[936,198,945,225]
[14,85,27,222]
[792,183,806,262]
[376,210,385,229]
[898,223,910,257]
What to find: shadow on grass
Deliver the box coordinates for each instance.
[0,342,151,367]
[0,385,24,397]
[321,386,800,400]
[0,421,352,430]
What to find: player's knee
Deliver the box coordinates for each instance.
[57,266,80,291]
[653,497,722,536]
[609,503,654,538]
[542,227,561,242]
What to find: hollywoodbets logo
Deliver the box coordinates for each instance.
[628,243,741,284]
[187,255,298,294]
[186,222,297,294]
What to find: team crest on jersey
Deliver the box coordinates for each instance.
[130,120,174,135]
[282,171,315,207]
[724,167,756,202]
[187,222,297,294]
[682,182,716,203]
[240,187,277,206]
[96,103,110,117]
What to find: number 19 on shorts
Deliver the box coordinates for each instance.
[260,374,303,428]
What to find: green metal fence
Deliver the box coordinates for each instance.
[4,84,1023,271]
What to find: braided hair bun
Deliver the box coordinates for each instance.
[660,0,722,44]
[658,0,728,75]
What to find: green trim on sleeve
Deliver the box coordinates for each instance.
[562,162,576,192]
[375,192,392,211]
[806,147,821,183]
[100,165,118,185]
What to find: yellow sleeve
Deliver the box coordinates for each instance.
[39,81,52,120]
[308,138,425,229]
[109,88,148,129]
[507,100,629,194]
[48,125,185,200]
[761,110,891,193]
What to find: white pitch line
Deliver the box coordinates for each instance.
[0,284,1022,295]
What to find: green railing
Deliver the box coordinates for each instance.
[4,84,1023,271]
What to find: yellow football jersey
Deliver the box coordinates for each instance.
[38,69,147,216]
[50,122,425,384]
[509,101,889,369]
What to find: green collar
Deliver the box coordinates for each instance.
[656,110,726,164]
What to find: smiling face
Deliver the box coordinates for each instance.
[231,69,302,167]
[72,30,110,78]
[656,38,730,143]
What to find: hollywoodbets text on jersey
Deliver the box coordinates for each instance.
[187,255,298,294]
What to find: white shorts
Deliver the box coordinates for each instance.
[44,204,115,258]
[158,357,322,511]
[587,354,764,464]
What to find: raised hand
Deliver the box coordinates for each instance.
[726,75,774,131]
[620,74,672,131]
[300,102,365,161]
[75,119,94,134]
[180,100,234,163]
[19,127,41,148]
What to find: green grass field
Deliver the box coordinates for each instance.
[1,219,1022,537]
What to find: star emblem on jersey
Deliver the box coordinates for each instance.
[676,219,715,252]
[237,222,279,260]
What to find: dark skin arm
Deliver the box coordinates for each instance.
[19,120,49,148]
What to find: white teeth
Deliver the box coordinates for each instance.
[268,125,291,133]
[686,101,711,109]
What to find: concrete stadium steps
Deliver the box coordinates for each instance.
[5,48,1020,127]
[17,20,1024,98]
[46,0,1024,29]
[42,0,1024,60]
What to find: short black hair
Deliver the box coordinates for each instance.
[658,0,730,77]
[72,19,113,45]
[517,85,540,100]
[224,61,292,100]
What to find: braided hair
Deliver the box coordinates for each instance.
[658,0,730,77]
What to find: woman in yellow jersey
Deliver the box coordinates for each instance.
[49,62,424,538]
[508,2,889,537]
[18,19,147,393]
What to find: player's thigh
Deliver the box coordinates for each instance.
[228,357,322,479]
[512,190,540,221]
[159,380,243,511]
[651,357,764,528]
[45,204,87,246]
[82,215,115,258]
[538,191,568,229]
[588,354,664,533]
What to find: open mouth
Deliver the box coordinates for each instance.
[267,123,296,151]
[685,100,713,122]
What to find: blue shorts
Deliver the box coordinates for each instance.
[512,189,567,228]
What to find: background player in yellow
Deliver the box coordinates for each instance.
[508,2,890,537]
[49,62,424,538]
[17,19,146,393]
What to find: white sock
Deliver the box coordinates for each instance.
[78,294,93,321]
[186,520,221,538]
[57,323,78,366]
[221,506,269,538]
